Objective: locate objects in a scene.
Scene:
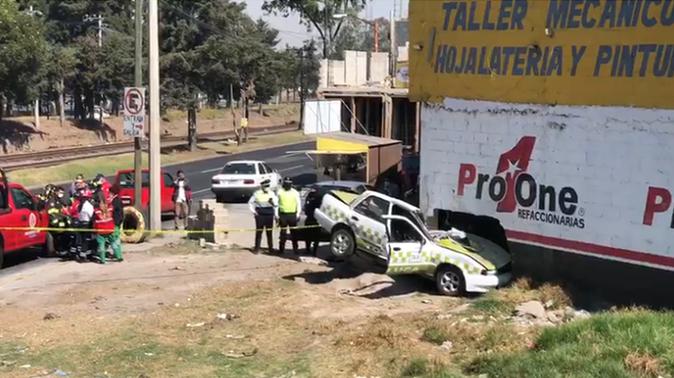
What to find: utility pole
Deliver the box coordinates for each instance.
[148,0,161,232]
[85,14,104,122]
[134,0,144,213]
[324,4,330,87]
[298,47,305,131]
[390,11,397,81]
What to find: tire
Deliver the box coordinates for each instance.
[43,233,56,257]
[435,265,465,297]
[216,193,225,203]
[330,227,355,259]
[121,206,146,244]
[0,241,4,268]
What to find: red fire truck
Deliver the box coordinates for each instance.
[0,169,50,267]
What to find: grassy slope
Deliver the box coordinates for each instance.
[467,310,674,378]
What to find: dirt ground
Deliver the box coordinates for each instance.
[0,237,559,377]
[0,104,299,154]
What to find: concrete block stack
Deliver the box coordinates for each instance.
[188,199,229,246]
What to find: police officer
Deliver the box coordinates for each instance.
[248,179,277,254]
[277,177,301,255]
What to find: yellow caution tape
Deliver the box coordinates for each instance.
[0,225,323,235]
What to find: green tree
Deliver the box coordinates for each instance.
[262,0,366,58]
[0,0,48,119]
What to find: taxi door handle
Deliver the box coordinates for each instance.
[21,215,28,221]
[392,247,401,252]
[350,216,359,221]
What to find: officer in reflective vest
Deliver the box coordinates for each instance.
[277,177,301,255]
[248,179,278,254]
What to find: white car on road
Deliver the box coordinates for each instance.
[211,160,281,202]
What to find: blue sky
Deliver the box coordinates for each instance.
[243,0,409,47]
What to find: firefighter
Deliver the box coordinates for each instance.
[47,186,71,255]
[248,179,277,254]
[277,177,301,255]
[38,184,56,208]
[93,191,116,264]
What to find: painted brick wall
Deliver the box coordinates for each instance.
[420,98,674,270]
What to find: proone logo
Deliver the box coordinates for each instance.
[457,136,585,229]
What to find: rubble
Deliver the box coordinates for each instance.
[43,313,60,321]
[440,341,453,351]
[512,301,593,326]
[216,313,239,321]
[298,256,328,266]
[515,301,547,320]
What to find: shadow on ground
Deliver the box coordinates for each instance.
[0,120,47,153]
[282,247,437,299]
[72,119,117,142]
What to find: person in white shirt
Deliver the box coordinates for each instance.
[172,170,192,230]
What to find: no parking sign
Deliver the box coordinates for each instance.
[123,87,146,137]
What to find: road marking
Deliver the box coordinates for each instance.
[192,188,211,195]
[268,152,304,162]
[279,164,305,173]
[200,167,222,174]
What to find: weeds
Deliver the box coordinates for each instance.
[422,326,449,345]
[400,358,463,378]
[470,296,514,315]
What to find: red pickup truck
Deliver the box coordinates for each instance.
[0,170,49,267]
[113,169,176,214]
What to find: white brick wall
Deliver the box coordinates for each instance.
[421,98,674,269]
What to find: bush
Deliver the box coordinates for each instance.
[422,326,449,345]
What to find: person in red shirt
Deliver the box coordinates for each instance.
[93,192,117,264]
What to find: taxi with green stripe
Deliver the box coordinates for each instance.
[314,190,512,296]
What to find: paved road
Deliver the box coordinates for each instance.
[167,141,317,202]
[2,141,321,272]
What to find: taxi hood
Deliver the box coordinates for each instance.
[330,190,359,205]
[432,231,510,271]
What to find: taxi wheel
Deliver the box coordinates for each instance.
[330,227,355,259]
[0,242,4,268]
[435,265,465,296]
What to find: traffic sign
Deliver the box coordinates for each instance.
[123,87,146,137]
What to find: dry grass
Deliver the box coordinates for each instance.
[624,352,663,377]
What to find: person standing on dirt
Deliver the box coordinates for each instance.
[248,179,277,254]
[109,186,124,262]
[172,170,192,230]
[93,191,117,264]
[277,177,301,255]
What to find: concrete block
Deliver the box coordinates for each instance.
[370,52,390,83]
